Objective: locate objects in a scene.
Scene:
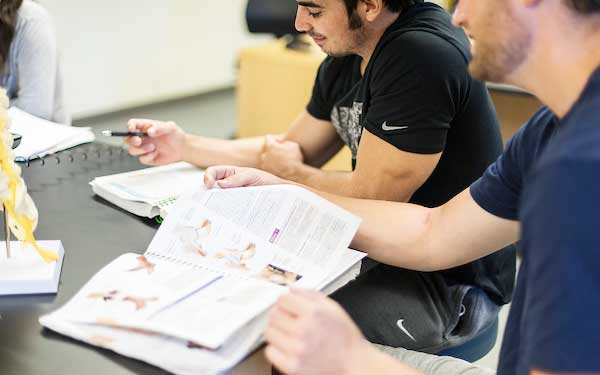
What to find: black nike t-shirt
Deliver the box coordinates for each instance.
[307,2,515,305]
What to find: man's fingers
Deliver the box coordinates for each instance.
[203,173,215,189]
[128,119,175,138]
[275,291,314,317]
[147,121,175,137]
[128,141,155,157]
[265,344,296,375]
[125,136,142,147]
[264,323,297,356]
[268,305,300,337]
[128,119,155,132]
[217,171,257,189]
[204,166,237,188]
[264,134,279,148]
[139,150,159,165]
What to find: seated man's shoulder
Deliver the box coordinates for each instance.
[374,30,469,78]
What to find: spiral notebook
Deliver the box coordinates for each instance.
[90,162,205,218]
[9,107,95,160]
[40,184,364,372]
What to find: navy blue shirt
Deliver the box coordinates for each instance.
[471,69,600,374]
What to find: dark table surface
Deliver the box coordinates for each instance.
[0,144,175,375]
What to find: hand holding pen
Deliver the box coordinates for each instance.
[120,119,188,166]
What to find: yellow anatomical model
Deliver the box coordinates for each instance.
[0,90,58,262]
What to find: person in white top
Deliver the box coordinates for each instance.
[0,0,69,124]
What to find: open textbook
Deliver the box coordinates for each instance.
[9,107,95,160]
[90,162,204,218]
[40,183,364,373]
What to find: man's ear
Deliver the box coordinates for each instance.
[359,0,384,22]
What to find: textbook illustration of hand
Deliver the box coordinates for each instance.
[0,90,58,263]
[127,256,156,274]
[179,219,212,257]
[215,242,257,270]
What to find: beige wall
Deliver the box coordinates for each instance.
[39,0,271,119]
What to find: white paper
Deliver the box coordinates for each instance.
[57,253,221,324]
[149,185,362,270]
[39,248,366,375]
[8,107,95,159]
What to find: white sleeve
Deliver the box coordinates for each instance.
[12,8,59,122]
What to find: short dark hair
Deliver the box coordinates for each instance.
[565,0,600,13]
[341,0,423,15]
[0,0,23,73]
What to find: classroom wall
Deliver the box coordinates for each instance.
[39,1,271,119]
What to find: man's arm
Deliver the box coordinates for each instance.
[203,166,519,272]
[282,110,345,168]
[185,110,342,169]
[262,128,442,201]
[324,187,519,271]
[126,111,341,168]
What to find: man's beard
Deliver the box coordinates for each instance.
[324,10,367,58]
[469,22,531,83]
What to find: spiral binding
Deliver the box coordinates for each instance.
[146,251,258,281]
[16,143,129,167]
[145,251,225,277]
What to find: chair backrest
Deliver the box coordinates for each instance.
[246,0,299,37]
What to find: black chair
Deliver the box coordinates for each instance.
[246,0,308,49]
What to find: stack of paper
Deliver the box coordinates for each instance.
[8,107,95,160]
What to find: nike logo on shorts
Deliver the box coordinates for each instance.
[382,121,409,131]
[396,319,417,342]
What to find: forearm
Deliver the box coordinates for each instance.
[316,189,517,271]
[181,135,266,169]
[331,193,438,270]
[283,163,407,200]
[281,163,357,196]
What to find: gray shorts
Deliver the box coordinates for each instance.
[373,345,496,375]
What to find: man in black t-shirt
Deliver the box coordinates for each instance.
[127,0,515,353]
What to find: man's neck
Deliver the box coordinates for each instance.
[357,11,401,74]
[508,16,600,118]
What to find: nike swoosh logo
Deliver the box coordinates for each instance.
[382,122,409,131]
[396,319,416,342]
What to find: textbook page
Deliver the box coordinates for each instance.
[148,184,361,270]
[136,184,361,347]
[55,253,221,325]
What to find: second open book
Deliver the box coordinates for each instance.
[41,182,363,361]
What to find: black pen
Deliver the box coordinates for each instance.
[101,130,148,137]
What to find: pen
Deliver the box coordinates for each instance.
[101,130,148,137]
